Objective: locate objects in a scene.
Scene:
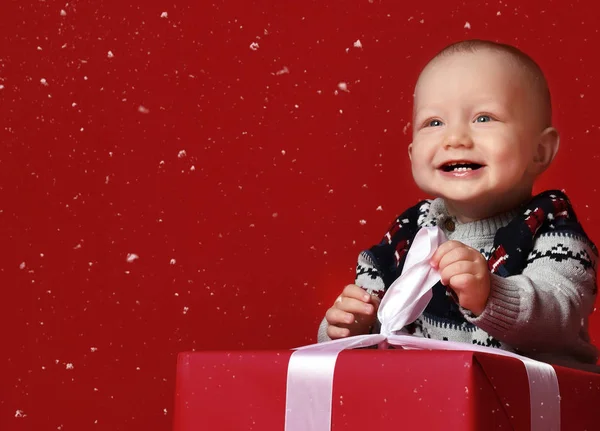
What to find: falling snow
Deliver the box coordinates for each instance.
[178,150,187,158]
[249,42,260,51]
[19,262,26,269]
[353,39,363,48]
[183,306,189,315]
[126,253,139,263]
[60,9,67,16]
[66,363,74,370]
[15,410,26,418]
[464,22,471,29]
[160,12,168,18]
[40,78,48,86]
[275,66,290,75]
[107,51,114,58]
[138,105,150,114]
[337,82,349,92]
[170,259,176,265]
[359,219,367,225]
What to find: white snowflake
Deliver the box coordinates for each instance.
[177,150,187,158]
[160,12,168,18]
[170,258,176,265]
[464,22,471,29]
[138,105,150,114]
[60,9,67,16]
[15,410,26,418]
[40,78,48,86]
[249,42,260,51]
[359,219,367,225]
[353,39,363,49]
[107,51,114,58]
[402,122,411,135]
[337,82,349,92]
[66,363,74,370]
[126,253,139,263]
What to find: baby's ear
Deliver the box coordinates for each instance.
[532,127,560,174]
[408,143,413,160]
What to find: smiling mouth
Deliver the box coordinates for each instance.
[440,161,484,172]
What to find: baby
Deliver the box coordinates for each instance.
[318,39,599,367]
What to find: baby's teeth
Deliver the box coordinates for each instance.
[453,166,471,172]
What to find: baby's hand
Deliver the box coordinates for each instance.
[325,284,380,339]
[430,241,491,316]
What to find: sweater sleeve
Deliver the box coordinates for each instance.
[317,317,332,343]
[464,232,599,364]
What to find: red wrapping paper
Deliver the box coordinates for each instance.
[173,349,600,430]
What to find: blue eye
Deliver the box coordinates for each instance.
[475,115,492,123]
[427,119,443,127]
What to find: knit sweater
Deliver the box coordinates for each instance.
[318,195,599,368]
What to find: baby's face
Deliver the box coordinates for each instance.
[409,50,547,219]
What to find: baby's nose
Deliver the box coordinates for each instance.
[443,127,473,149]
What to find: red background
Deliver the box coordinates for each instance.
[2,0,600,429]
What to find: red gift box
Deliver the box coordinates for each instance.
[173,348,600,430]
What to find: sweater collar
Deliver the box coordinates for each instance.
[429,198,520,239]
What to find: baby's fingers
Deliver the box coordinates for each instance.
[439,260,476,285]
[325,307,355,326]
[430,241,464,268]
[335,296,376,316]
[341,284,372,302]
[326,325,351,339]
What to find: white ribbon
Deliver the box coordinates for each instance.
[378,227,447,336]
[285,227,560,431]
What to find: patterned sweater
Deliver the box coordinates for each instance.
[318,195,599,368]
